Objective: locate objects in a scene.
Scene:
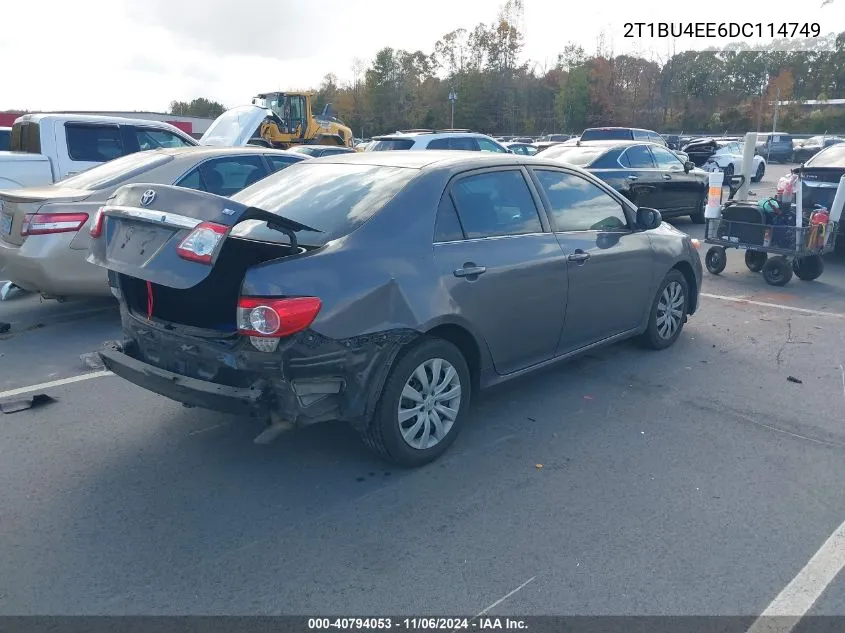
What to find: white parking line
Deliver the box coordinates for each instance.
[746,519,845,633]
[701,293,845,319]
[0,370,113,400]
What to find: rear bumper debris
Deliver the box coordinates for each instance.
[99,346,269,416]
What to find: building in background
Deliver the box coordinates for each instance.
[0,111,215,138]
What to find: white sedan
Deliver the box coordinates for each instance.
[702,140,767,182]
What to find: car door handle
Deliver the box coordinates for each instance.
[568,250,590,263]
[454,265,487,278]
[663,174,672,180]
[627,175,638,181]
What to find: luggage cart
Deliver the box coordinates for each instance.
[703,175,839,286]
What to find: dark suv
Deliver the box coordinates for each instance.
[580,127,668,146]
[756,133,793,163]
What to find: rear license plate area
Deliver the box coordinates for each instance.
[107,219,174,266]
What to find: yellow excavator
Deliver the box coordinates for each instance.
[250,92,353,149]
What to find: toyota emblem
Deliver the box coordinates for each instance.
[140,189,157,207]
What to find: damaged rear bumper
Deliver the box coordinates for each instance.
[99,346,269,416]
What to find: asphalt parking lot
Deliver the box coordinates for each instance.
[2,163,845,618]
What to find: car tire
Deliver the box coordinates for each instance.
[792,255,824,281]
[705,246,727,275]
[762,256,793,286]
[690,198,706,224]
[744,250,768,272]
[640,270,689,350]
[362,338,471,468]
[753,162,765,183]
[722,163,734,185]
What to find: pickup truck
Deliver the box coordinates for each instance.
[0,114,198,190]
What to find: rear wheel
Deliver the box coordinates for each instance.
[721,163,734,185]
[362,338,470,467]
[792,255,824,281]
[705,246,727,274]
[690,198,706,224]
[744,250,768,272]
[762,256,793,286]
[641,270,688,350]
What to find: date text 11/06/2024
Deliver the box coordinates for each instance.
[307,618,528,630]
[624,22,822,38]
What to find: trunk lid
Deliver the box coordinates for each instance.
[87,183,318,290]
[0,187,93,246]
[799,166,845,213]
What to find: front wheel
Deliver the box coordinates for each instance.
[362,338,470,467]
[762,256,793,286]
[705,246,727,274]
[753,162,765,183]
[793,255,824,281]
[721,163,734,185]
[641,270,689,350]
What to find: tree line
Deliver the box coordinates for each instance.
[179,0,845,136]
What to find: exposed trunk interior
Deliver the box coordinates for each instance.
[120,237,306,331]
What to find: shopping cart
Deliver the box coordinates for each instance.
[704,200,838,286]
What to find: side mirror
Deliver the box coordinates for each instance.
[636,207,662,230]
[684,160,695,173]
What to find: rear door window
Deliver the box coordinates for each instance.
[450,170,543,239]
[0,129,9,151]
[65,124,125,162]
[632,129,650,141]
[620,144,656,169]
[449,137,479,151]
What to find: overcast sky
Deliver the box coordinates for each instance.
[1,0,840,112]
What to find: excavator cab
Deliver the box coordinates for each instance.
[255,92,307,138]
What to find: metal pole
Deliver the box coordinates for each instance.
[451,101,455,128]
[772,87,780,135]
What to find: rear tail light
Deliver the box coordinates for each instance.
[21,212,89,236]
[175,222,228,264]
[89,207,106,238]
[237,296,322,346]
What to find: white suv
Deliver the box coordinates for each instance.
[366,130,510,153]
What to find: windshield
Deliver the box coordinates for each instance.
[230,163,418,245]
[805,145,845,167]
[580,129,632,141]
[201,107,262,146]
[54,151,174,190]
[540,145,607,166]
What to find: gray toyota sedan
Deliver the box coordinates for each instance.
[88,151,703,467]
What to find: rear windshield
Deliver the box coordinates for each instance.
[580,129,632,141]
[367,138,415,151]
[10,121,41,153]
[539,145,608,166]
[805,145,845,167]
[0,129,9,151]
[231,163,418,245]
[55,151,173,190]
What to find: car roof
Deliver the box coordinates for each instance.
[569,140,662,149]
[583,126,654,132]
[373,131,491,140]
[137,146,307,160]
[293,145,355,150]
[306,150,608,172]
